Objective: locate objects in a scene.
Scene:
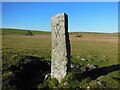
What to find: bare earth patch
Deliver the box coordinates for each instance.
[70,35,118,43]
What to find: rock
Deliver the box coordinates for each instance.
[51,13,71,83]
[63,81,68,86]
[44,74,50,81]
[81,58,86,61]
[79,64,97,73]
[70,63,76,68]
[86,64,97,70]
[87,86,90,90]
[80,67,87,73]
[96,81,102,85]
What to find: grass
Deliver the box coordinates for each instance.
[1,28,51,35]
[2,28,119,89]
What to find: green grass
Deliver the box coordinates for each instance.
[1,28,50,35]
[2,28,119,89]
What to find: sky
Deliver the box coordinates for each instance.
[2,2,118,33]
[2,0,120,2]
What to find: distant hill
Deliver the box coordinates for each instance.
[1,28,118,37]
[1,28,51,35]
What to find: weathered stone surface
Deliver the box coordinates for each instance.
[51,13,71,82]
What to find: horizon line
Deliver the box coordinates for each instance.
[1,27,119,33]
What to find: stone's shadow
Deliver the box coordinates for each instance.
[74,64,120,82]
[8,55,120,89]
[9,56,51,90]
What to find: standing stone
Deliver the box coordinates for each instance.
[51,13,71,83]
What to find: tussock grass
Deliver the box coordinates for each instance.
[2,28,119,89]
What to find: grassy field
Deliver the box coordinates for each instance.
[2,28,120,89]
